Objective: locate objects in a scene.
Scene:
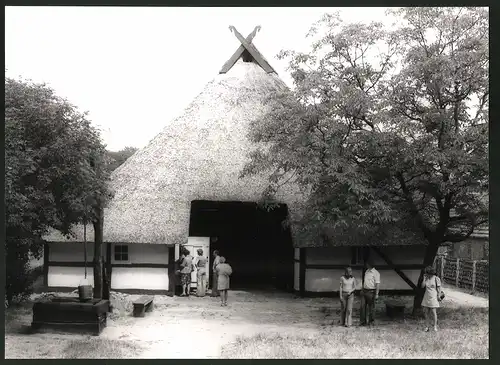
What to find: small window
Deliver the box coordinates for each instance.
[114,245,129,261]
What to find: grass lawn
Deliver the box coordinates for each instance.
[220,307,489,359]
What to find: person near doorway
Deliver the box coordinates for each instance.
[195,248,208,297]
[215,256,232,306]
[211,250,221,297]
[421,265,442,332]
[174,249,186,296]
[360,259,380,326]
[180,249,194,297]
[339,266,357,327]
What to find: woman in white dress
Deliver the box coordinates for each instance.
[421,266,442,332]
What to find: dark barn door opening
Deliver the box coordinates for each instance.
[189,200,294,291]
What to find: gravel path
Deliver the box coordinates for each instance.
[440,285,489,308]
[103,291,324,359]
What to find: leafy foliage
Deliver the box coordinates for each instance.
[5,76,113,303]
[242,7,488,250]
[106,146,138,172]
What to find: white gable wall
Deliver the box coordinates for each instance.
[111,267,169,291]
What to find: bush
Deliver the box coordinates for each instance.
[5,238,43,306]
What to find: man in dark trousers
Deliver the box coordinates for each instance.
[211,250,221,297]
[360,259,381,326]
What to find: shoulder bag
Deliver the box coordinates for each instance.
[436,276,445,301]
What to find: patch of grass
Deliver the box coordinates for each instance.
[5,305,32,321]
[5,335,69,359]
[5,337,143,359]
[63,338,143,359]
[221,307,488,359]
[4,305,33,334]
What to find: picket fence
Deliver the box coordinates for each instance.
[434,254,489,293]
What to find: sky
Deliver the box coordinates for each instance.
[5,7,392,151]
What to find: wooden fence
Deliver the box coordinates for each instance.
[434,254,489,293]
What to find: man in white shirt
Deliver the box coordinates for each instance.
[360,259,380,326]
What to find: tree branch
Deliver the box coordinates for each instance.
[472,91,489,125]
[396,172,432,239]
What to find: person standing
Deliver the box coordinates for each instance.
[211,250,221,297]
[194,249,208,297]
[180,249,194,297]
[360,260,380,326]
[339,266,357,327]
[175,250,186,296]
[215,256,233,306]
[421,265,442,332]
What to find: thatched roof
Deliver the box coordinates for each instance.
[44,30,304,245]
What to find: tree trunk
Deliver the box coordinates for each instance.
[93,205,104,299]
[412,242,440,315]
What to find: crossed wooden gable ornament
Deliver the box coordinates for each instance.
[219,26,276,74]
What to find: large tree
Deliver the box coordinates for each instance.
[242,7,488,310]
[5,76,113,303]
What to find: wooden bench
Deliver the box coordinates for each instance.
[385,300,406,319]
[132,296,154,317]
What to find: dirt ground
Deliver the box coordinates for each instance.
[4,285,488,359]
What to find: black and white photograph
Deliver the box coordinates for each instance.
[4,6,489,359]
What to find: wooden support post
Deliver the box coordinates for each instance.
[101,227,111,301]
[43,243,49,291]
[472,261,477,292]
[167,247,175,297]
[106,241,112,293]
[350,247,357,265]
[361,247,371,287]
[93,205,104,299]
[299,248,306,296]
[440,256,445,280]
[455,258,460,288]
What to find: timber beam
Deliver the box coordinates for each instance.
[371,246,418,291]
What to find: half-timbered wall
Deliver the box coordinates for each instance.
[46,242,170,293]
[295,246,426,293]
